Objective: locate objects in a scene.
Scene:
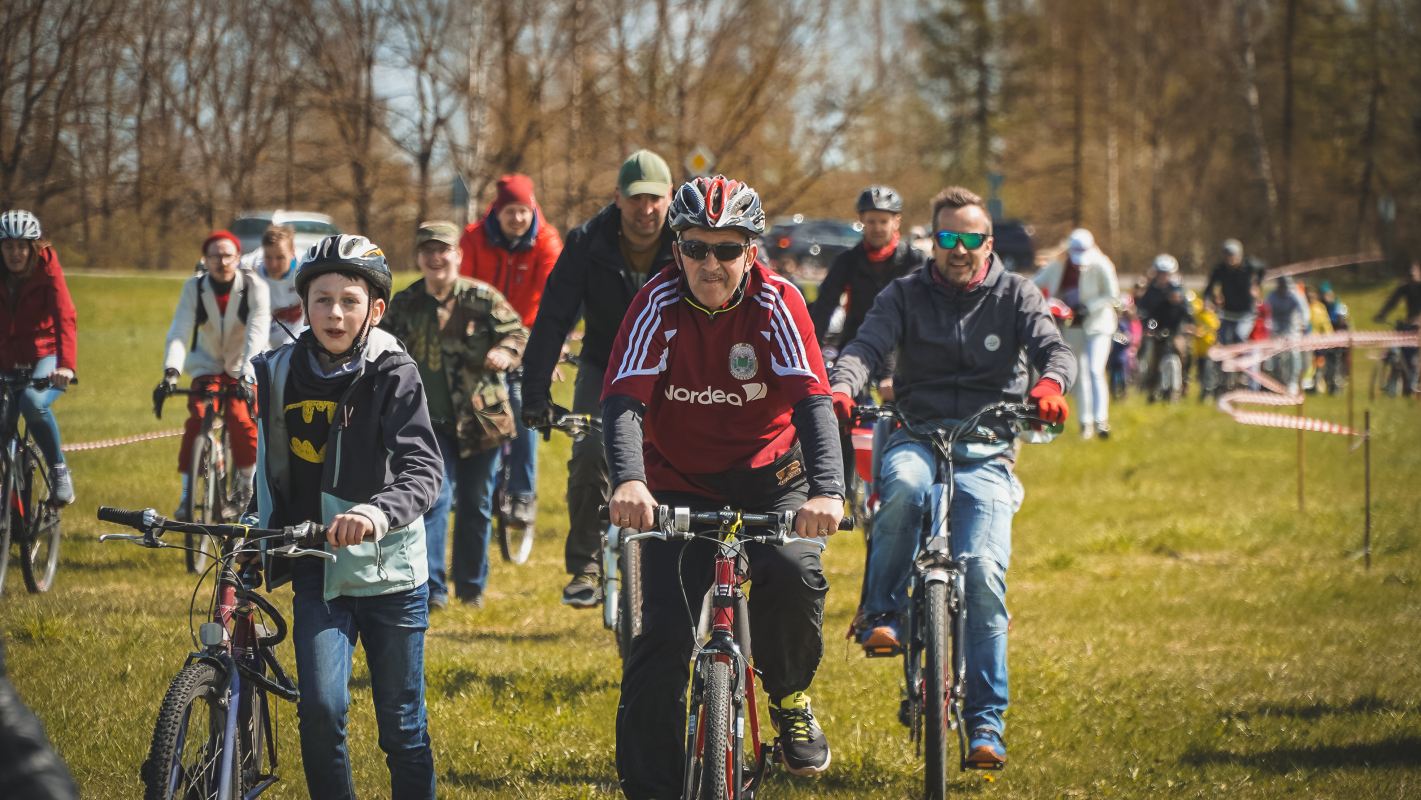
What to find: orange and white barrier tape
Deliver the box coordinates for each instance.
[1263,252,1383,281]
[61,428,184,452]
[1208,329,1418,439]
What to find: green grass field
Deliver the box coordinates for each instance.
[2,275,1418,799]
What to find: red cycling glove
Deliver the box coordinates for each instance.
[1029,379,1069,424]
[831,391,857,425]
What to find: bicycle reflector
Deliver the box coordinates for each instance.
[851,428,875,483]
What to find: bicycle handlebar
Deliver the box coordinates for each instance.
[853,401,1053,436]
[97,506,338,555]
[597,505,852,542]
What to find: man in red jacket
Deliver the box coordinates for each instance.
[460,175,563,534]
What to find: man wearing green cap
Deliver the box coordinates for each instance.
[380,221,528,610]
[521,149,677,607]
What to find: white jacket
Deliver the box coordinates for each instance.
[164,271,271,380]
[1033,249,1120,337]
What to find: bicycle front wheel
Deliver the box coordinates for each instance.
[0,469,11,598]
[185,434,220,574]
[923,580,950,800]
[143,662,238,800]
[617,538,641,660]
[697,658,735,800]
[19,441,61,593]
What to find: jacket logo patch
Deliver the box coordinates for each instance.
[984,334,1001,352]
[742,382,767,401]
[729,342,757,379]
[776,460,803,486]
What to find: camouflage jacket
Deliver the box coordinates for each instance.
[380,277,528,456]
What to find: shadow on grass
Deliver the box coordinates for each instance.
[443,769,615,791]
[1184,736,1421,772]
[426,664,618,702]
[1231,692,1408,721]
[428,628,575,645]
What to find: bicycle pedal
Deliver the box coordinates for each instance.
[863,645,902,658]
[962,759,1005,771]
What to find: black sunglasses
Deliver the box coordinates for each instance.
[677,240,751,262]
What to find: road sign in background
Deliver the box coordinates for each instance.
[685,145,715,178]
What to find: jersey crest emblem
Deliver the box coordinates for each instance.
[729,342,758,380]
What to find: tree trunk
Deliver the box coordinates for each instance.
[1279,0,1299,261]
[1072,43,1084,228]
[1232,0,1281,254]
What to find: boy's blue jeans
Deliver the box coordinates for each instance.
[291,569,435,800]
[503,367,537,498]
[2,355,65,466]
[864,430,1023,736]
[424,430,501,603]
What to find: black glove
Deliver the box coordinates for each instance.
[153,370,179,419]
[521,403,552,432]
[234,380,256,408]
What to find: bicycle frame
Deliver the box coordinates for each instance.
[99,509,331,800]
[0,369,55,596]
[614,505,841,800]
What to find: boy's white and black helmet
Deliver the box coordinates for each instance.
[0,210,42,241]
[669,176,765,237]
[1152,254,1179,274]
[296,234,393,300]
[856,186,903,214]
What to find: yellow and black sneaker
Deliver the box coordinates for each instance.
[769,692,831,776]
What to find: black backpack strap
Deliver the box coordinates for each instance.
[238,275,249,324]
[191,276,207,352]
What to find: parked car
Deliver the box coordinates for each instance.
[991,220,1035,272]
[228,210,341,256]
[764,217,864,281]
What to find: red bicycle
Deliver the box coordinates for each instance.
[604,504,851,800]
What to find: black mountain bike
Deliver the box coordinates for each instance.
[97,506,336,800]
[0,368,64,596]
[852,401,1056,799]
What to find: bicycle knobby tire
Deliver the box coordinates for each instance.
[143,662,237,800]
[924,580,950,800]
[697,659,735,800]
[617,539,641,660]
[20,440,62,593]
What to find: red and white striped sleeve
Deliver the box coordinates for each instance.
[756,271,830,402]
[602,271,681,406]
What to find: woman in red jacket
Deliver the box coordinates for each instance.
[0,211,77,504]
[459,174,563,531]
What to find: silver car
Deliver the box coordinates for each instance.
[228,210,341,256]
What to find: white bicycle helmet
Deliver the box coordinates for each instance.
[1152,254,1179,274]
[0,210,42,241]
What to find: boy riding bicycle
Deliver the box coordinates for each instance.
[603,176,845,798]
[247,234,444,800]
[829,187,1074,769]
[159,230,271,519]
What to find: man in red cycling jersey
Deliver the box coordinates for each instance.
[604,176,845,796]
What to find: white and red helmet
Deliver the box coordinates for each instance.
[669,176,765,238]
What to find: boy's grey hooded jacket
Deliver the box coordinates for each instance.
[829,255,1076,442]
[252,328,444,600]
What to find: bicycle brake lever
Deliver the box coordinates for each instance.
[100,533,158,547]
[269,543,337,561]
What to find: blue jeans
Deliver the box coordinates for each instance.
[503,367,537,498]
[2,355,64,466]
[291,571,435,800]
[423,431,500,600]
[865,430,1023,735]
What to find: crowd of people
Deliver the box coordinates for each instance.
[2,153,1419,800]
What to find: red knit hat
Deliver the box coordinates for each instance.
[493,174,536,213]
[202,230,243,257]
